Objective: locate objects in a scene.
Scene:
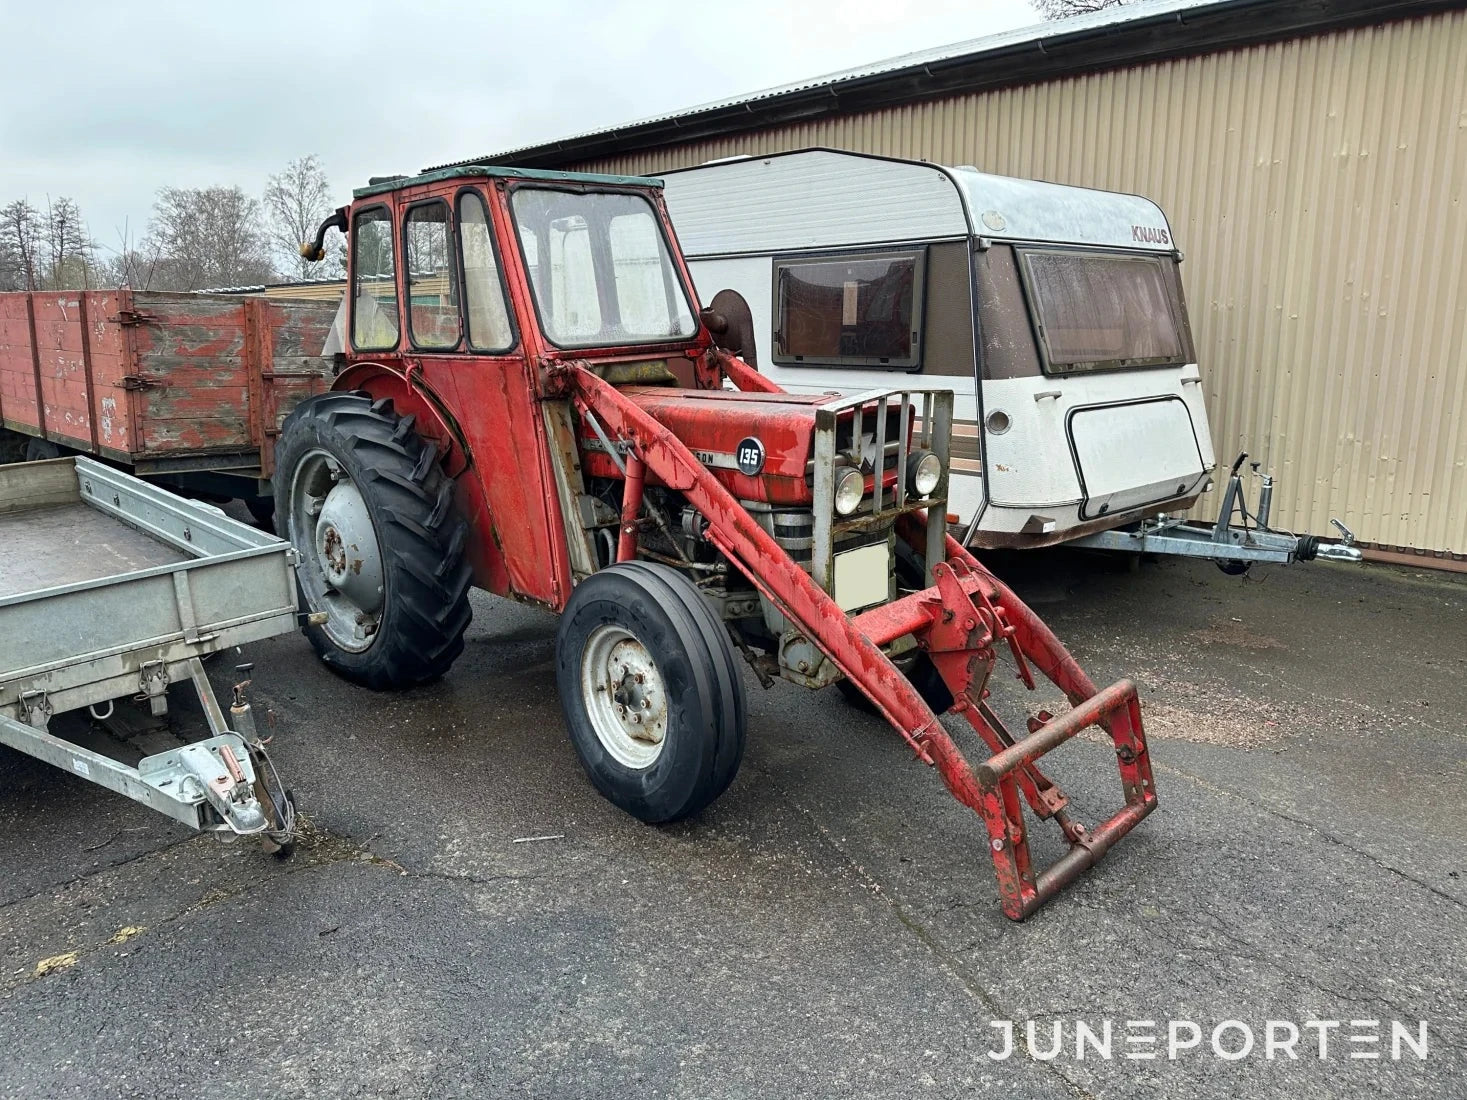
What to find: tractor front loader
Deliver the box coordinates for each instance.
[558,361,1155,920]
[278,164,1156,919]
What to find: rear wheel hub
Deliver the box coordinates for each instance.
[288,449,386,653]
[315,481,384,613]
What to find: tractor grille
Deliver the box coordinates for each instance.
[808,388,954,595]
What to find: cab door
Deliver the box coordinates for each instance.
[419,187,571,606]
[346,188,572,607]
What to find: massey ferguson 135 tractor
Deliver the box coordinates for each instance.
[282,164,1155,919]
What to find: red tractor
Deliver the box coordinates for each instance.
[281,165,1155,919]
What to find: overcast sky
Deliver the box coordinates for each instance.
[0,0,1040,262]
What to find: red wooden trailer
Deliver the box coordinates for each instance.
[0,289,337,505]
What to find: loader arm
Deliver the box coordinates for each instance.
[563,363,1157,920]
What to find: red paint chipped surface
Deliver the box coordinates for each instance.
[0,289,335,462]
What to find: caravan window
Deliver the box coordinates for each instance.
[772,250,924,369]
[1017,249,1193,374]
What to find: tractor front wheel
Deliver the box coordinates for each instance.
[274,392,473,690]
[556,562,746,823]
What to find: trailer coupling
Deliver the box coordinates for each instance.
[1067,452,1363,571]
[0,717,275,836]
[0,658,296,844]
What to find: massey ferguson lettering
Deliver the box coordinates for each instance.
[1132,224,1171,246]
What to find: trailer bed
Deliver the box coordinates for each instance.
[0,289,338,476]
[1,502,188,597]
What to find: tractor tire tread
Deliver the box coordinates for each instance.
[275,391,473,689]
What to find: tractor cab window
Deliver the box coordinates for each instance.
[351,206,399,351]
[403,201,460,350]
[457,191,514,351]
[772,250,924,369]
[1017,248,1194,374]
[510,188,697,349]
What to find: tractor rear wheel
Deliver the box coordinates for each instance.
[556,562,746,823]
[274,391,473,690]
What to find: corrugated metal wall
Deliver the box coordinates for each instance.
[572,11,1467,555]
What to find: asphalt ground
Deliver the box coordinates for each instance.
[1,550,1464,1099]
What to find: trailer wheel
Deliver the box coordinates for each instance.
[24,437,60,462]
[274,391,473,690]
[556,562,746,824]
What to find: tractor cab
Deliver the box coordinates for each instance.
[311,165,951,625]
[283,164,1157,920]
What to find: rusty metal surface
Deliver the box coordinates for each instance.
[0,293,40,432]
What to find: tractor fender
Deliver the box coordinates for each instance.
[329,361,508,595]
[332,361,473,479]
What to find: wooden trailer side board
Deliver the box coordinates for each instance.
[0,294,41,435]
[0,289,337,469]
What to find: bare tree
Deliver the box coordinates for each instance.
[1031,0,1132,18]
[42,196,96,289]
[0,199,43,291]
[94,220,163,290]
[144,185,275,291]
[264,154,342,280]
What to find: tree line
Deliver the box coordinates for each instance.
[2,0,1115,295]
[0,155,345,294]
[1030,0,1129,16]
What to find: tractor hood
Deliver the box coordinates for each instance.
[583,386,840,504]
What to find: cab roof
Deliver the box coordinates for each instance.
[353,164,662,199]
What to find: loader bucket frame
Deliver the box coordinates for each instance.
[559,363,1156,920]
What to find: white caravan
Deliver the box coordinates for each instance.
[662,148,1356,567]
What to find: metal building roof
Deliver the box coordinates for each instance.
[430,0,1457,172]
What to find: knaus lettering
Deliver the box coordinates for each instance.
[1131,224,1171,245]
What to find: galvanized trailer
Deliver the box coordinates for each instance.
[0,456,300,844]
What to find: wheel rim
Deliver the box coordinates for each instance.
[288,448,386,654]
[580,624,669,769]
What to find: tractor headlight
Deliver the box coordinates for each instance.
[907,450,942,497]
[833,466,864,516]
